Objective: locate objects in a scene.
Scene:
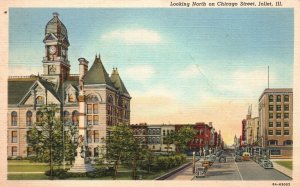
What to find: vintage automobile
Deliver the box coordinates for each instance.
[235,155,243,162]
[242,152,250,161]
[259,159,273,169]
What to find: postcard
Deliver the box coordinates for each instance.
[1,0,299,187]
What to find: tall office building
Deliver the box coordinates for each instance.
[258,88,293,158]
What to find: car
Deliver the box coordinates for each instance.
[235,155,243,162]
[259,159,273,169]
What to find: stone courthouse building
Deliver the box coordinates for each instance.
[7,13,131,158]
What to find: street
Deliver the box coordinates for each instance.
[166,156,291,180]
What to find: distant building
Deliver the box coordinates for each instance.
[258,88,293,158]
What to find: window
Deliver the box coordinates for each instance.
[87,115,93,126]
[268,140,277,145]
[276,105,281,111]
[284,122,289,127]
[284,130,289,135]
[36,111,43,123]
[68,93,75,102]
[11,111,17,126]
[276,122,281,127]
[269,105,274,111]
[36,96,44,105]
[276,113,281,119]
[269,95,273,102]
[284,140,293,145]
[156,137,160,144]
[93,104,98,114]
[276,95,281,102]
[269,113,273,119]
[270,149,281,155]
[87,130,92,143]
[26,131,31,143]
[284,95,289,102]
[26,111,32,126]
[124,103,129,119]
[284,113,289,119]
[12,146,17,156]
[93,116,99,125]
[276,130,281,135]
[87,104,92,114]
[268,130,273,135]
[63,111,70,123]
[87,102,99,126]
[94,147,99,157]
[94,130,99,143]
[163,130,166,136]
[284,105,289,111]
[27,147,33,157]
[269,122,273,127]
[72,110,79,125]
[12,131,17,143]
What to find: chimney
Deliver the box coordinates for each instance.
[78,58,89,81]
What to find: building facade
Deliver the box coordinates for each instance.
[258,88,293,158]
[7,13,131,158]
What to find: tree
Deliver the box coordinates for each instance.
[27,105,76,178]
[103,124,136,179]
[163,132,175,155]
[128,138,149,180]
[173,126,197,153]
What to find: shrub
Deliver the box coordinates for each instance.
[45,169,68,179]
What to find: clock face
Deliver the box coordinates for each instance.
[49,46,57,54]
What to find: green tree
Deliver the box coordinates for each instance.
[128,138,149,180]
[103,124,136,179]
[27,105,76,178]
[173,126,197,153]
[163,132,175,155]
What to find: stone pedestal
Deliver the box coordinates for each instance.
[68,149,95,173]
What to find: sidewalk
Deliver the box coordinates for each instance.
[270,159,292,178]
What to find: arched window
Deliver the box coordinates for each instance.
[36,111,43,123]
[26,111,32,126]
[36,96,44,105]
[63,111,70,124]
[72,110,79,125]
[11,111,17,126]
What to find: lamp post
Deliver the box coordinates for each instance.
[192,151,195,174]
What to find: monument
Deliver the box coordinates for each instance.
[68,81,95,173]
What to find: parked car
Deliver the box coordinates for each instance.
[259,159,273,169]
[235,155,243,162]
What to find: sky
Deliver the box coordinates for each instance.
[9,8,294,145]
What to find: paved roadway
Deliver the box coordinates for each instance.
[166,156,291,180]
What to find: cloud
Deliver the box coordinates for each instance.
[124,65,155,81]
[178,64,202,79]
[101,28,161,44]
[220,69,275,96]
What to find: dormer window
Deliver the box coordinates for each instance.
[36,96,44,105]
[68,93,75,102]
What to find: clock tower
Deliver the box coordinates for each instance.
[42,12,70,85]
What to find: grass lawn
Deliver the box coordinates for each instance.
[274,161,293,170]
[7,160,188,180]
[8,173,49,180]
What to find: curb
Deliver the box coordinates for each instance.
[154,162,192,180]
[272,163,292,179]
